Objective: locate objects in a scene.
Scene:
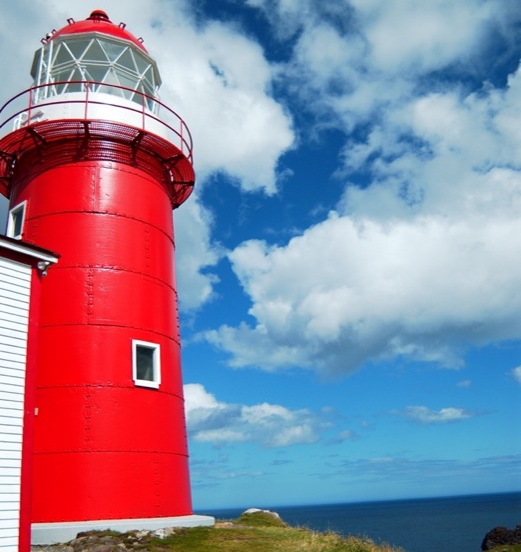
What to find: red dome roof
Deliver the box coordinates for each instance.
[50,10,147,52]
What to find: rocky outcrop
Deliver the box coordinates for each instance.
[32,528,179,551]
[236,508,287,528]
[481,525,521,550]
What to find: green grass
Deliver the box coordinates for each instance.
[235,510,287,528]
[144,527,403,552]
[64,512,405,552]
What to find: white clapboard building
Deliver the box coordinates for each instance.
[0,235,58,551]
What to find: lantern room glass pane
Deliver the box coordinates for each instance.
[83,40,109,63]
[134,55,152,75]
[52,45,75,67]
[117,71,139,91]
[85,65,109,83]
[100,40,125,62]
[97,69,125,97]
[65,39,91,60]
[66,68,86,92]
[31,51,41,81]
[142,68,156,88]
[116,49,138,73]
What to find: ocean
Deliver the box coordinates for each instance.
[198,491,521,552]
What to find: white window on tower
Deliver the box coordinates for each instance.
[7,201,27,239]
[132,340,161,389]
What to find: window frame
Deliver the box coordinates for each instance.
[132,339,161,389]
[7,201,27,240]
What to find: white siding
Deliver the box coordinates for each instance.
[0,257,31,551]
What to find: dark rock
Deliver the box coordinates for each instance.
[481,525,521,550]
[31,547,74,552]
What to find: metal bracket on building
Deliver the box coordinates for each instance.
[37,261,51,276]
[131,130,145,165]
[27,126,47,147]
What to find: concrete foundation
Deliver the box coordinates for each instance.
[32,515,215,545]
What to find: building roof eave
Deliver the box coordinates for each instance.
[0,235,59,264]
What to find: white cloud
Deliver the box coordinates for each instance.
[184,382,222,412]
[204,3,521,376]
[511,366,521,385]
[184,383,321,447]
[262,0,521,140]
[401,406,472,424]
[206,204,521,374]
[351,0,494,73]
[144,9,295,194]
[244,0,312,40]
[174,198,221,311]
[331,429,354,444]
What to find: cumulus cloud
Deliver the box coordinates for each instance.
[400,406,472,424]
[184,383,322,447]
[151,17,294,194]
[206,203,521,374]
[204,1,521,376]
[174,199,220,311]
[350,0,494,73]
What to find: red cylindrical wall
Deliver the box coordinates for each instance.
[10,160,192,522]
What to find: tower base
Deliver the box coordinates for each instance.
[31,515,215,545]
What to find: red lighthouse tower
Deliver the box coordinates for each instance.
[0,10,212,544]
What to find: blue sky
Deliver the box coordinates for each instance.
[1,0,521,510]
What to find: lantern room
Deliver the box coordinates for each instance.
[0,10,195,207]
[30,10,161,109]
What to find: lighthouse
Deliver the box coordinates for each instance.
[0,9,212,545]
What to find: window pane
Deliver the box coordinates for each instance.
[133,340,160,388]
[12,210,24,237]
[116,70,140,91]
[142,67,158,90]
[65,39,92,60]
[100,40,126,63]
[136,345,155,381]
[31,50,42,82]
[50,68,76,93]
[85,64,109,83]
[116,49,138,73]
[83,39,109,63]
[52,44,75,67]
[8,203,25,239]
[134,54,151,75]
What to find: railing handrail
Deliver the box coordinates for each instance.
[0,81,193,162]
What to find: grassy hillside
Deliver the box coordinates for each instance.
[34,511,405,551]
